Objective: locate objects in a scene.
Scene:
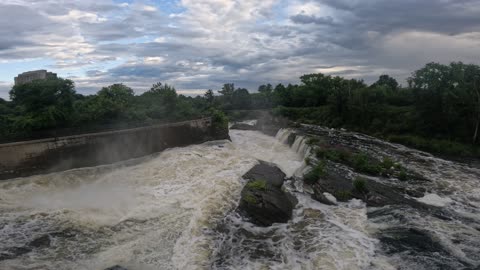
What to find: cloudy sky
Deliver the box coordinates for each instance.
[1,0,480,99]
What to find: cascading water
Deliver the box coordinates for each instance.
[1,126,479,270]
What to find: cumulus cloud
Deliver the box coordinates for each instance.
[0,0,479,98]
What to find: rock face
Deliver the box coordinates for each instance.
[237,161,296,226]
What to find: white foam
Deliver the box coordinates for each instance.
[416,193,453,207]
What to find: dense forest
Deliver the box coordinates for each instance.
[1,61,479,157]
[215,62,480,157]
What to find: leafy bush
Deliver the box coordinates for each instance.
[398,169,408,181]
[353,177,368,193]
[351,153,382,175]
[303,161,326,184]
[316,148,350,163]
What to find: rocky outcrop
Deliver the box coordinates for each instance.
[310,170,433,210]
[237,161,296,226]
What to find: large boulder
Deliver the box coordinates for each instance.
[237,161,296,226]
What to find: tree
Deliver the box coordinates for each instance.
[219,83,235,97]
[372,75,399,90]
[232,88,252,109]
[204,89,214,105]
[149,82,177,109]
[9,77,76,128]
[258,84,273,95]
[89,83,135,121]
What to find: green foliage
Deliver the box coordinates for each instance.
[303,161,326,184]
[9,78,76,130]
[246,180,267,191]
[334,190,352,201]
[351,153,382,175]
[243,194,258,204]
[210,109,228,130]
[316,148,351,163]
[5,60,480,158]
[381,157,395,170]
[315,147,403,176]
[353,177,368,193]
[388,135,476,157]
[1,79,212,142]
[398,169,408,181]
[306,137,319,145]
[266,62,480,157]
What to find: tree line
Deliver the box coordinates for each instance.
[210,62,480,156]
[0,80,213,142]
[1,61,479,156]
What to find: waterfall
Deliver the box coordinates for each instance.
[2,127,478,270]
[275,128,292,144]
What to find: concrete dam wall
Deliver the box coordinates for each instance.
[0,118,229,180]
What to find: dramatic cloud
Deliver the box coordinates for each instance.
[0,0,479,99]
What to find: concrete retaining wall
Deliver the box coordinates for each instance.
[0,118,229,180]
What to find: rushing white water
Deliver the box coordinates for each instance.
[0,129,320,270]
[2,126,477,270]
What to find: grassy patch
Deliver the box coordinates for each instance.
[334,190,353,201]
[315,147,408,177]
[243,194,258,204]
[398,169,408,181]
[303,161,326,184]
[353,177,368,193]
[246,179,267,191]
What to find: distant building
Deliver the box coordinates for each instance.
[14,70,57,85]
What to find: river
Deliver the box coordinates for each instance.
[0,128,479,269]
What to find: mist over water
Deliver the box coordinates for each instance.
[0,128,479,269]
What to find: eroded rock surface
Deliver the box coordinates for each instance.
[237,161,296,226]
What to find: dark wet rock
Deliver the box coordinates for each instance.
[310,170,435,210]
[242,161,286,188]
[238,161,296,226]
[378,227,473,270]
[104,266,128,270]
[29,234,51,248]
[287,133,297,146]
[380,228,444,254]
[404,187,427,198]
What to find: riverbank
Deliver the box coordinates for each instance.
[271,106,480,160]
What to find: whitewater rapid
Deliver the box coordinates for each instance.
[0,130,314,269]
[1,127,478,269]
